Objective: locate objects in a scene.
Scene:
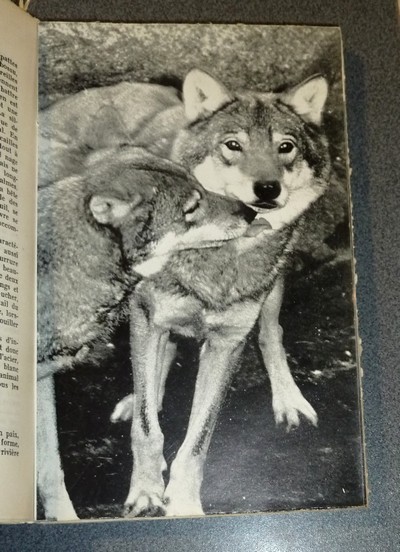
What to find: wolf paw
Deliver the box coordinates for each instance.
[272,384,317,430]
[42,493,79,521]
[163,493,204,517]
[123,491,165,518]
[163,473,205,517]
[110,394,134,423]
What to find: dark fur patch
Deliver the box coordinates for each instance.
[253,98,272,129]
[140,399,150,436]
[192,413,214,456]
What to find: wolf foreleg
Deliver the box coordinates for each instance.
[259,276,318,429]
[164,334,245,516]
[124,294,168,517]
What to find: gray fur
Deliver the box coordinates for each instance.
[38,146,252,369]
[37,145,254,520]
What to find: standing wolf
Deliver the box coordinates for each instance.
[37,148,255,520]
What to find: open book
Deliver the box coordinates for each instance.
[0,0,366,522]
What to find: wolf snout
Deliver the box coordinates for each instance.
[253,180,281,208]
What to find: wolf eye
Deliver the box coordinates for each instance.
[278,141,295,154]
[224,140,242,152]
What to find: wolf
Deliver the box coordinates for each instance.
[37,147,254,520]
[110,70,329,432]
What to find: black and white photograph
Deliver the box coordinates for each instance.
[36,23,365,521]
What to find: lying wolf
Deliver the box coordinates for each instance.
[40,70,330,430]
[37,147,254,520]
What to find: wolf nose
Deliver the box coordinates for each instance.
[254,180,281,202]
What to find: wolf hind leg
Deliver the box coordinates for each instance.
[110,339,177,423]
[259,276,318,429]
[37,375,78,520]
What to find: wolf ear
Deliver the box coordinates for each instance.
[182,69,233,123]
[89,194,141,226]
[283,75,328,126]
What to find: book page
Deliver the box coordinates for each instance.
[37,21,364,521]
[0,0,37,522]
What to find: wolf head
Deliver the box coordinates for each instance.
[87,148,255,278]
[172,69,331,230]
